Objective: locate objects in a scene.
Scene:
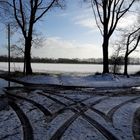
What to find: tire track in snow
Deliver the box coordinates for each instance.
[9,100,34,140]
[50,112,80,140]
[7,93,52,117]
[82,113,118,140]
[107,97,140,122]
[37,92,67,107]
[133,107,140,140]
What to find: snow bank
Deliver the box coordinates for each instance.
[16,74,140,88]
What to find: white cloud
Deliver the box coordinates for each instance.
[72,8,98,31]
[32,37,102,59]
[73,7,138,32]
[75,18,96,29]
[55,13,69,17]
[117,14,138,28]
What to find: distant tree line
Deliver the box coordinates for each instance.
[0,56,103,64]
[1,55,140,65]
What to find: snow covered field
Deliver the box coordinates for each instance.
[0,62,140,74]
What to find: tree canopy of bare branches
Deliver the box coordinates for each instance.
[123,26,140,75]
[0,0,65,75]
[84,0,137,73]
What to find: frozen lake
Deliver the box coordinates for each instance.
[0,62,140,74]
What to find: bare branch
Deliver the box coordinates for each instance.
[34,0,56,23]
[91,0,103,35]
[93,0,103,24]
[13,0,26,37]
[19,0,25,30]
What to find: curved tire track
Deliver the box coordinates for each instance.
[133,107,140,140]
[9,100,34,140]
[50,113,80,140]
[82,113,118,140]
[37,92,67,107]
[44,93,111,123]
[107,97,140,121]
[7,93,52,117]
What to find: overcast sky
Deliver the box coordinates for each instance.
[0,0,139,59]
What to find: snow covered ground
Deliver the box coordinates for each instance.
[0,73,140,139]
[17,73,140,88]
[1,87,140,140]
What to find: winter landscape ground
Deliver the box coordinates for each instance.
[0,73,140,140]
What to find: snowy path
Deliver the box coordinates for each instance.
[1,86,140,140]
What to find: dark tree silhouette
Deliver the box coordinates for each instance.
[110,44,123,74]
[84,0,136,73]
[124,27,140,76]
[0,0,64,75]
[110,55,124,74]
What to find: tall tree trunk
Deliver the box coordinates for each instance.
[25,38,32,75]
[102,38,109,73]
[23,53,26,75]
[124,54,128,76]
[124,43,129,76]
[113,62,117,74]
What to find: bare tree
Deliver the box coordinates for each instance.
[110,43,124,74]
[0,0,65,75]
[84,0,137,73]
[123,26,140,76]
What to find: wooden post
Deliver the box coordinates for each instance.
[8,24,10,87]
[8,24,10,76]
